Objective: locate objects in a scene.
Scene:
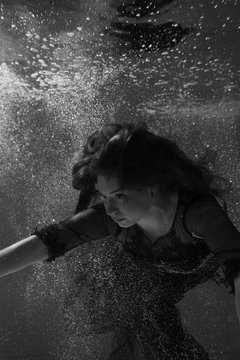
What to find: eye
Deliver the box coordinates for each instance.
[96,191,107,200]
[114,193,125,200]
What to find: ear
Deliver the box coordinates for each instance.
[150,184,159,197]
[150,186,157,198]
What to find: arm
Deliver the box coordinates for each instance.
[0,235,49,278]
[0,202,116,278]
[184,194,240,321]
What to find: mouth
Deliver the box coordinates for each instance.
[113,217,125,222]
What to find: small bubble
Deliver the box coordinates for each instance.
[30,47,39,53]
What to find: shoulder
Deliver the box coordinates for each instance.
[185,193,222,214]
[183,193,224,235]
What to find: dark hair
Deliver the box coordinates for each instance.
[72,123,133,212]
[72,122,231,213]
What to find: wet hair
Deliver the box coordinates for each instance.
[72,122,231,213]
[72,123,133,212]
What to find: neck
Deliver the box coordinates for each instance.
[137,192,178,242]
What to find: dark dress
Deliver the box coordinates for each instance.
[33,193,240,360]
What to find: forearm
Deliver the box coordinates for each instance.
[0,235,48,278]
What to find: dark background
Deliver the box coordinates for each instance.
[0,1,240,359]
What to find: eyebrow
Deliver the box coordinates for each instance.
[110,189,122,194]
[96,188,122,196]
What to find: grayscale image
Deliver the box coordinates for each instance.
[0,1,240,359]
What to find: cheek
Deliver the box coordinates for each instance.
[124,199,147,216]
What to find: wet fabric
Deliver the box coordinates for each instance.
[33,192,240,359]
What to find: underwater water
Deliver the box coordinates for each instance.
[0,0,240,359]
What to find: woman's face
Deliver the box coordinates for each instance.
[95,175,153,228]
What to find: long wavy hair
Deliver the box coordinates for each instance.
[72,122,231,213]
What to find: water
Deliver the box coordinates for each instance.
[0,1,240,359]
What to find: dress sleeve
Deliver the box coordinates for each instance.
[184,194,240,294]
[32,202,117,262]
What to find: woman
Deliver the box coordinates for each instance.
[1,122,240,359]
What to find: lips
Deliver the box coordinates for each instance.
[113,217,125,222]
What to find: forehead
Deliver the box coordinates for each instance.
[95,175,121,194]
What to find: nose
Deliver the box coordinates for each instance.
[104,198,119,217]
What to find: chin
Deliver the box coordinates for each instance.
[118,223,131,228]
[116,218,135,228]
